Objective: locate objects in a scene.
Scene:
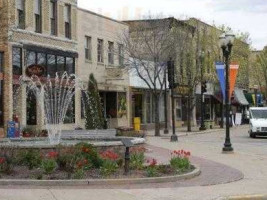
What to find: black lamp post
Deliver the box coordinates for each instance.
[219,31,235,153]
[199,50,207,131]
[167,58,178,142]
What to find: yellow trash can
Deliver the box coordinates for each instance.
[134,117,141,131]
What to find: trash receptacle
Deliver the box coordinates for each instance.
[134,117,141,131]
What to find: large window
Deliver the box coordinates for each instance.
[64,4,71,39]
[16,0,25,29]
[34,0,42,33]
[118,44,124,66]
[50,0,57,35]
[85,36,92,61]
[12,47,22,75]
[97,39,104,63]
[26,89,37,125]
[105,92,117,118]
[25,50,75,77]
[108,41,114,65]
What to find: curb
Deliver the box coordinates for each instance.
[219,194,267,200]
[0,167,200,186]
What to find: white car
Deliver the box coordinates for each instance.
[249,107,267,138]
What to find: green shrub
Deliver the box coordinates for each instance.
[41,159,57,174]
[100,160,118,177]
[170,157,190,172]
[130,152,145,170]
[73,168,85,179]
[19,150,42,170]
[0,156,14,174]
[146,166,158,177]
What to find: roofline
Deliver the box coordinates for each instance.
[77,7,129,26]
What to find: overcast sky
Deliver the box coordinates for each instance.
[78,0,267,50]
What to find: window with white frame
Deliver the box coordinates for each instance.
[108,41,114,65]
[85,36,92,60]
[118,44,124,66]
[97,39,104,63]
[34,0,42,33]
[50,0,57,35]
[16,0,25,29]
[64,4,71,39]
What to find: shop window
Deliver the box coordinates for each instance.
[97,39,103,63]
[27,89,37,125]
[47,54,56,77]
[57,56,65,76]
[85,36,92,61]
[12,47,22,75]
[34,0,42,33]
[26,51,36,66]
[50,0,57,35]
[64,4,71,39]
[66,57,74,74]
[117,92,126,118]
[108,41,114,65]
[106,92,117,118]
[16,0,25,29]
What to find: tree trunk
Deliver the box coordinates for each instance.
[153,94,160,136]
[187,96,192,132]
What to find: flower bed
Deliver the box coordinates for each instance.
[0,145,194,180]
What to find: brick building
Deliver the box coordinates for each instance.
[0,0,78,134]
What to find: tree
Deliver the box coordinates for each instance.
[122,16,175,136]
[85,74,105,130]
[255,48,267,96]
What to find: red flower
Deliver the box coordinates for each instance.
[100,150,119,161]
[82,147,91,153]
[47,151,58,159]
[149,159,157,167]
[0,157,5,164]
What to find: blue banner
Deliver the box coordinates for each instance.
[215,62,225,101]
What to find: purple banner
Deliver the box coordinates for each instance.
[215,62,225,101]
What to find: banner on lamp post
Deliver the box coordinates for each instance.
[215,62,225,100]
[229,62,239,99]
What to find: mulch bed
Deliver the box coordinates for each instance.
[0,165,195,180]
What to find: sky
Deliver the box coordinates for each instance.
[78,0,267,50]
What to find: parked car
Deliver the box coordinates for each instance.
[249,107,267,138]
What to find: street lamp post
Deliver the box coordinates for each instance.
[219,31,235,153]
[164,67,169,134]
[199,50,207,131]
[167,58,178,142]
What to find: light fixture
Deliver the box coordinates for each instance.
[219,33,226,48]
[225,30,235,45]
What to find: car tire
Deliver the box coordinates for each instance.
[250,132,256,138]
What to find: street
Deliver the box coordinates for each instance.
[1,125,267,200]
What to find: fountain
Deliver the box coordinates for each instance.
[18,72,83,144]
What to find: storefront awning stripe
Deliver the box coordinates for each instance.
[234,88,249,106]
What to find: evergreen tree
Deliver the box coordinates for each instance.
[85,74,105,129]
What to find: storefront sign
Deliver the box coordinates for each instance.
[174,85,190,96]
[26,64,45,77]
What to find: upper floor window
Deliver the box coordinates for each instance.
[118,44,124,66]
[97,39,104,63]
[108,41,114,65]
[64,4,71,39]
[16,0,25,29]
[34,0,42,33]
[85,36,92,61]
[50,0,57,35]
[12,47,22,75]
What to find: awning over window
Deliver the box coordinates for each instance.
[233,88,249,106]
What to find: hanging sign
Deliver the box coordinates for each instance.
[215,62,225,100]
[26,64,45,77]
[229,62,239,99]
